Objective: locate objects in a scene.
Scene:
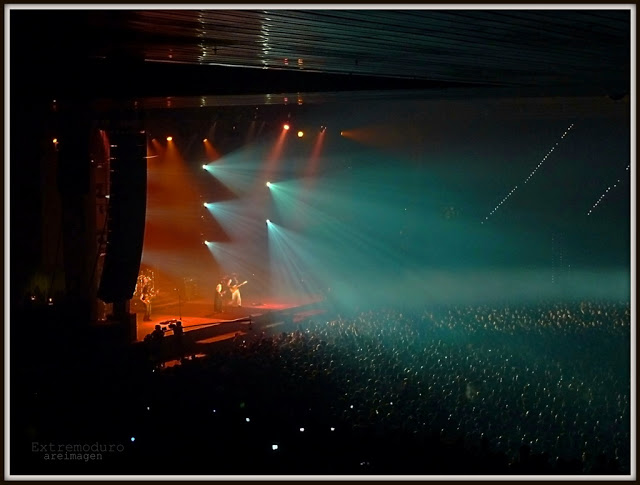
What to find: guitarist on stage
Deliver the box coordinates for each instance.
[227,273,247,308]
[140,276,155,321]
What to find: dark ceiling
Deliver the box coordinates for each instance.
[9,7,632,103]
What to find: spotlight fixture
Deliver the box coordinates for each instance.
[266,219,271,224]
[283,124,290,131]
[266,181,272,188]
[166,136,173,141]
[52,138,58,144]
[203,138,208,142]
[202,164,208,170]
[320,126,327,133]
[203,202,208,207]
[297,131,304,138]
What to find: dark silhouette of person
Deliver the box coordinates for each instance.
[214,278,225,313]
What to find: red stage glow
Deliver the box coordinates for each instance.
[134,295,324,342]
[340,123,418,149]
[150,138,165,158]
[305,128,325,178]
[143,135,205,276]
[147,138,158,160]
[263,124,289,179]
[203,139,220,161]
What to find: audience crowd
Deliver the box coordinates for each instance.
[138,299,630,475]
[14,297,630,475]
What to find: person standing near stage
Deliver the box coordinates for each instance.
[214,278,225,313]
[140,276,154,321]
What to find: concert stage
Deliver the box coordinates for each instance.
[133,294,325,343]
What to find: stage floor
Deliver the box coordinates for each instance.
[133,294,323,342]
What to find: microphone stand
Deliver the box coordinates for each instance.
[174,288,182,321]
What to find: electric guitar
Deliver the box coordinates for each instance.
[229,281,248,292]
[140,287,157,306]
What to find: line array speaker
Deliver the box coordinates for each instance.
[98,132,147,303]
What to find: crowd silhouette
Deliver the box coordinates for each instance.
[136,299,629,475]
[14,297,630,475]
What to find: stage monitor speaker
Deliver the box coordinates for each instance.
[98,132,147,303]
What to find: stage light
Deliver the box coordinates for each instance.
[166,136,173,141]
[203,138,208,142]
[297,131,304,138]
[266,181,272,188]
[246,417,251,422]
[272,444,278,451]
[52,138,58,144]
[283,124,290,131]
[202,164,208,170]
[299,427,305,432]
[131,437,136,442]
[330,427,335,432]
[204,240,210,245]
[266,219,271,224]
